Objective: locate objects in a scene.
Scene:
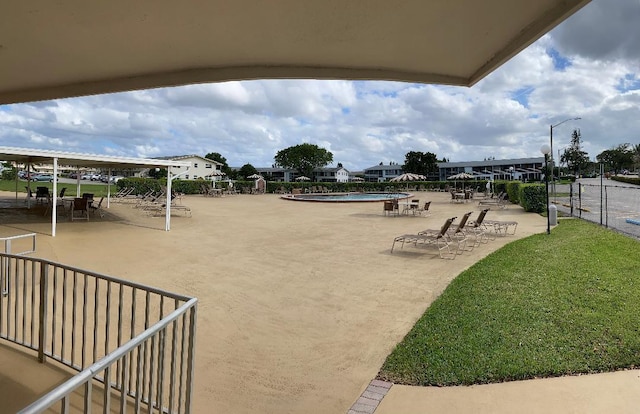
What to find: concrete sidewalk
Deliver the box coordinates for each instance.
[357,369,640,413]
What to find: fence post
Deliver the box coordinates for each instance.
[605,186,608,228]
[38,262,49,363]
[569,183,574,217]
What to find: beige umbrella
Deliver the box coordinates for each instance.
[295,176,311,181]
[447,172,474,190]
[389,173,426,182]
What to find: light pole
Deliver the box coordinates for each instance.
[550,117,581,180]
[509,166,514,181]
[541,144,551,235]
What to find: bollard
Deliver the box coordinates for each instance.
[549,204,558,226]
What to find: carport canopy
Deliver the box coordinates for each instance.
[0,146,191,236]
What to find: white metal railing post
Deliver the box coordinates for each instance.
[38,262,48,363]
[185,304,198,413]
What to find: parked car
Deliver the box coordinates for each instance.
[90,174,101,181]
[81,174,92,180]
[31,174,54,182]
[69,173,78,179]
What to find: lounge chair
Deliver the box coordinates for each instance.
[466,208,491,245]
[391,216,457,259]
[436,211,472,253]
[478,191,507,209]
[482,217,518,236]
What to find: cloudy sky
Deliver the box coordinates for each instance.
[1,0,639,172]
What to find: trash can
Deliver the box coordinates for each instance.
[548,204,558,226]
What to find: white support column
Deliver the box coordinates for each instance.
[165,167,172,231]
[52,158,58,237]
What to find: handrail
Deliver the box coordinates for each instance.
[0,253,197,413]
[19,298,198,413]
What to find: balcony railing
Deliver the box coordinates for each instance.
[0,253,197,413]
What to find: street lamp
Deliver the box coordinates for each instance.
[541,144,551,235]
[509,166,514,181]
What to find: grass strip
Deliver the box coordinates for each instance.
[378,219,640,386]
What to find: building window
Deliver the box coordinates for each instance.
[205,164,212,168]
[194,163,198,168]
[185,175,189,179]
[193,175,198,179]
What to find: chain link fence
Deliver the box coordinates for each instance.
[552,180,640,239]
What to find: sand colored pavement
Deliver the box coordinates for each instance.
[1,190,634,413]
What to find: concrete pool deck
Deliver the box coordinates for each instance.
[1,189,637,413]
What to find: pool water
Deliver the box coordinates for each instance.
[281,192,411,202]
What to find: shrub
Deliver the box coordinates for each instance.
[505,181,520,204]
[518,184,546,213]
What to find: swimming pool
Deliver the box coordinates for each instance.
[281,192,412,202]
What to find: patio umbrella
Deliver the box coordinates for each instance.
[295,176,310,181]
[246,173,263,179]
[209,170,225,188]
[389,173,426,182]
[447,172,474,190]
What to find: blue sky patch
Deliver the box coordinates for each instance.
[547,48,571,71]
[616,74,640,93]
[510,86,534,108]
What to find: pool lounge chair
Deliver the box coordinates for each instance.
[433,211,472,253]
[483,218,518,236]
[466,208,491,245]
[391,216,457,259]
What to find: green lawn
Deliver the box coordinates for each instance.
[0,180,113,197]
[378,219,640,386]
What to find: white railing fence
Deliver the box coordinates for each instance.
[0,253,197,413]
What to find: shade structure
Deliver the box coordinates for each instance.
[246,174,263,179]
[351,177,365,182]
[295,176,311,181]
[390,173,426,182]
[0,1,589,104]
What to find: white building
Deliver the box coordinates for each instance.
[159,155,224,180]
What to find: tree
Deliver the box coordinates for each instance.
[632,144,640,172]
[274,143,333,178]
[238,163,258,179]
[205,152,233,177]
[596,143,634,174]
[403,151,440,177]
[559,129,590,177]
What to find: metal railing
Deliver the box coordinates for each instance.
[1,233,37,294]
[0,253,197,413]
[553,182,640,238]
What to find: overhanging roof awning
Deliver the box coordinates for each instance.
[0,147,190,169]
[0,1,590,104]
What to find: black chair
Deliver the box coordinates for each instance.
[71,197,89,221]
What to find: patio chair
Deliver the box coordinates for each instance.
[415,201,431,216]
[391,216,457,259]
[89,196,105,218]
[383,200,397,216]
[36,186,49,204]
[70,197,89,221]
